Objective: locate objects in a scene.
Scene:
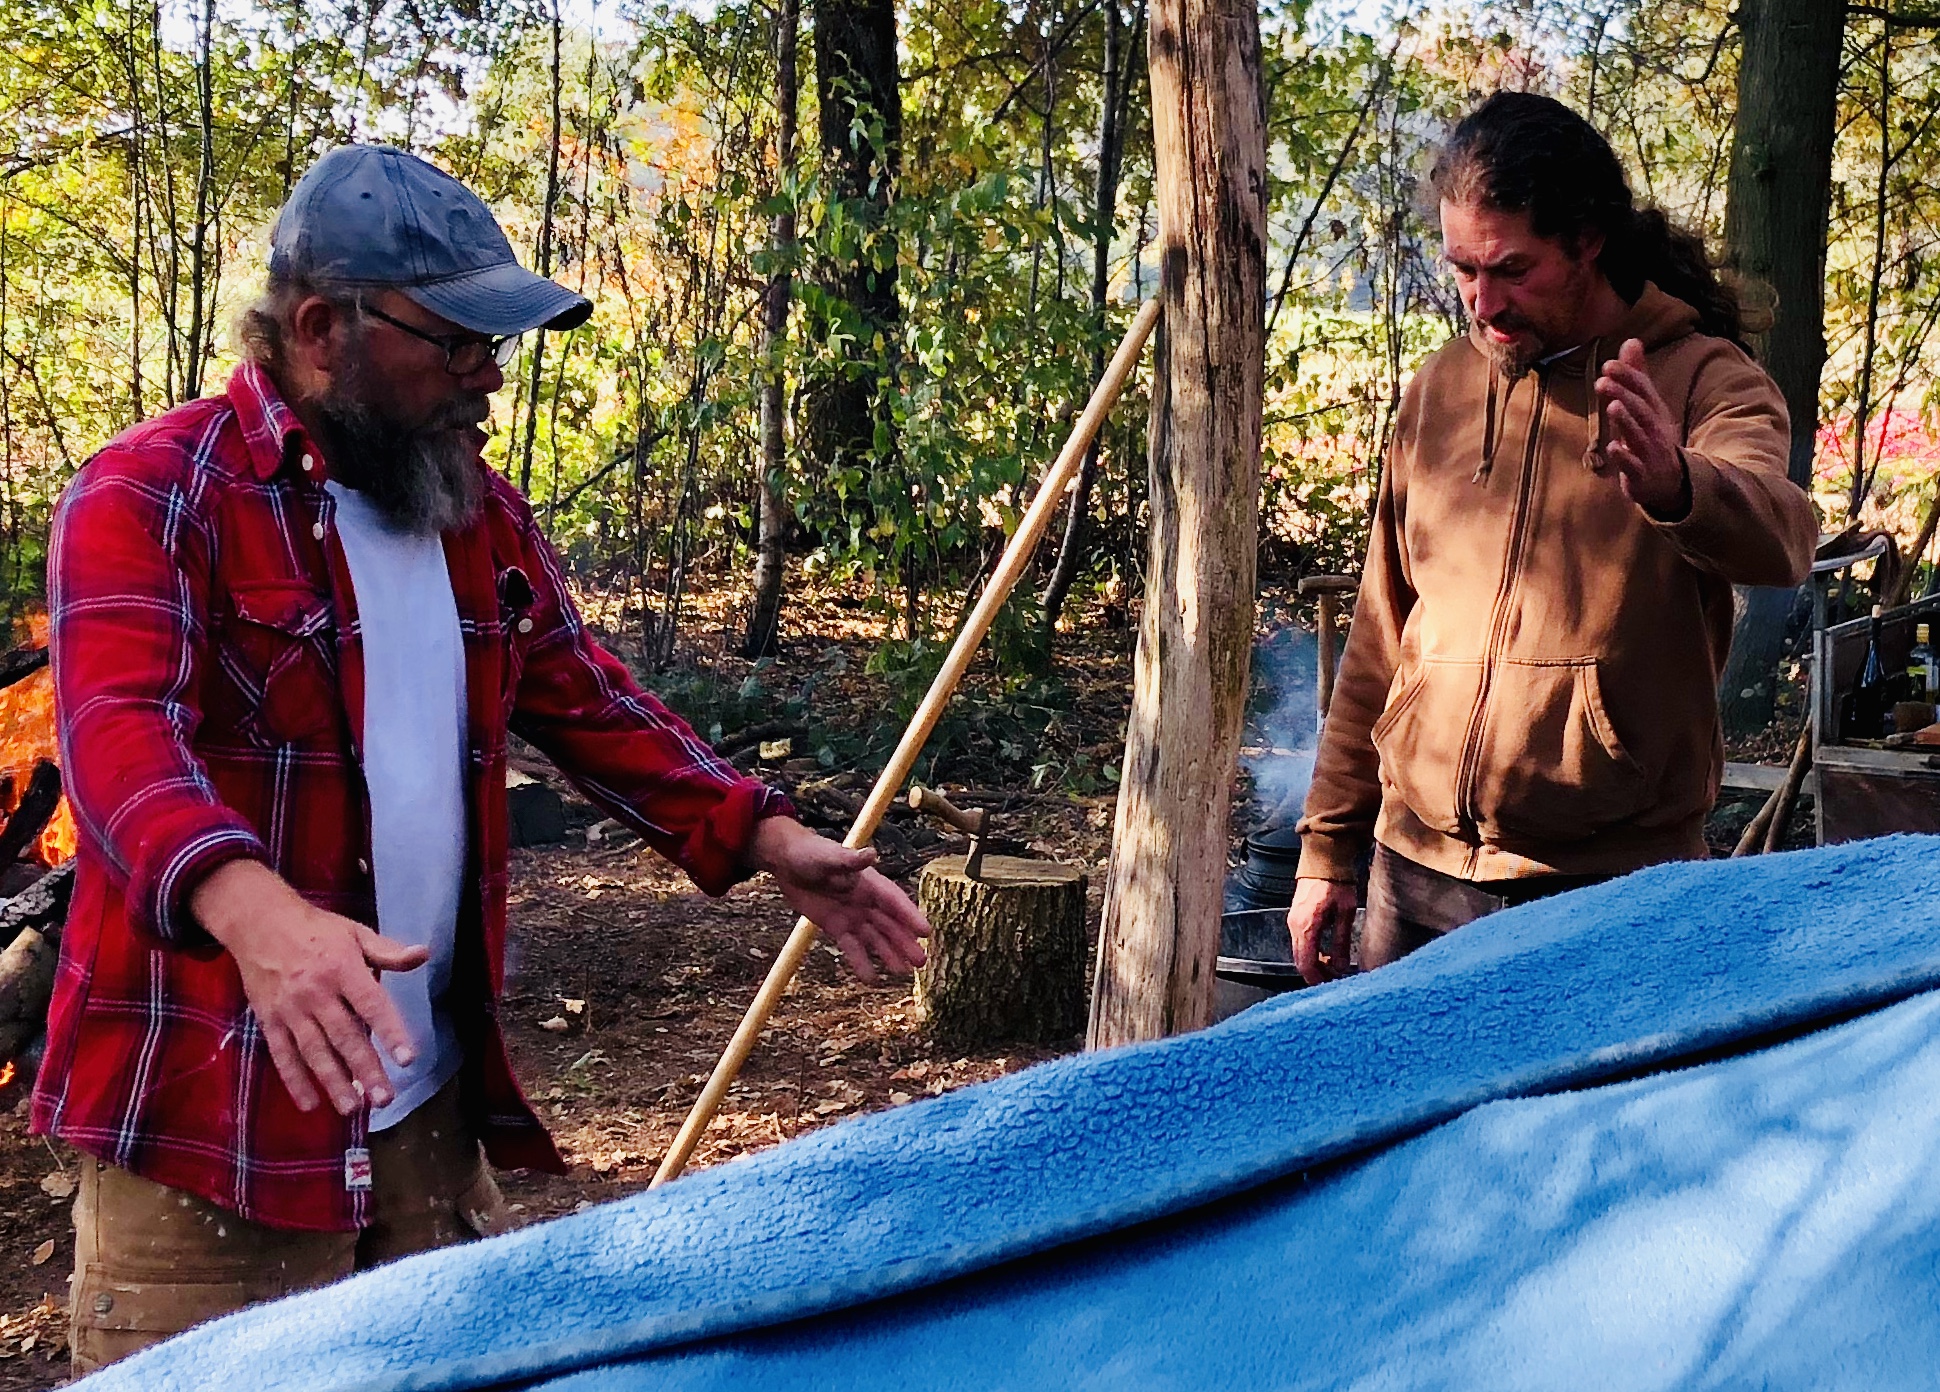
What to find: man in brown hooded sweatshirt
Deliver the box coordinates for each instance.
[1288,93,1817,984]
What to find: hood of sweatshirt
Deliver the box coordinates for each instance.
[1470,283,1704,484]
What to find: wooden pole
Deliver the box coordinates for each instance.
[1087,0,1266,1049]
[652,298,1162,1187]
[1732,725,1814,857]
[1297,575,1357,730]
[1760,725,1816,855]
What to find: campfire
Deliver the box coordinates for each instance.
[0,612,74,870]
[0,611,82,1102]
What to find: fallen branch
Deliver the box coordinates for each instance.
[718,719,810,758]
[1885,488,1940,610]
[0,861,76,1063]
[0,761,61,868]
[0,646,46,694]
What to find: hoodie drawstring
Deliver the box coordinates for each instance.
[1582,336,1605,472]
[1472,359,1502,484]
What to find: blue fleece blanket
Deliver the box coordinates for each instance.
[550,987,1940,1391]
[83,836,1940,1391]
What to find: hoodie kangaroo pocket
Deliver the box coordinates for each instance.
[1370,657,1484,838]
[1473,659,1650,842]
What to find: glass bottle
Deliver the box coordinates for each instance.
[1843,604,1889,741]
[1910,622,1937,702]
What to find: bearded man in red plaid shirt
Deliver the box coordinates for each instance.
[40,145,929,1375]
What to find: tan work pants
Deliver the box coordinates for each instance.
[68,1078,511,1376]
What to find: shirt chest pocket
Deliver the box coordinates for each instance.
[216,583,342,747]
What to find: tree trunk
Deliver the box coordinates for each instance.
[915,855,1087,1049]
[1041,0,1140,634]
[521,0,565,498]
[1716,0,1844,736]
[745,0,801,659]
[803,0,901,496]
[182,0,216,401]
[1087,0,1265,1049]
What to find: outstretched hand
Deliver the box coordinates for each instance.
[192,859,429,1115]
[1593,337,1690,519]
[745,817,929,982]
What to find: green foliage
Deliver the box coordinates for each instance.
[0,0,1932,662]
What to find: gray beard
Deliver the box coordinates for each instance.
[312,367,487,536]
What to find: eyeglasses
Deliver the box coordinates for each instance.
[359,302,522,375]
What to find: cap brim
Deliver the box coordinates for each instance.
[402,262,592,337]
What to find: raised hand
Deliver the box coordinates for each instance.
[1593,337,1690,519]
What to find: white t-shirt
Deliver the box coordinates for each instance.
[324,483,467,1132]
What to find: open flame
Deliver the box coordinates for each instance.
[0,1061,18,1090]
[0,664,74,867]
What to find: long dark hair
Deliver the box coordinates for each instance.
[1428,92,1744,346]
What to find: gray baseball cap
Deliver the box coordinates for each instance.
[269,144,592,337]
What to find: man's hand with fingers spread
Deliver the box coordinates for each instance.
[190,859,429,1115]
[1593,337,1691,520]
[744,817,929,982]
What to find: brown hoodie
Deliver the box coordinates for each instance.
[1297,284,1816,884]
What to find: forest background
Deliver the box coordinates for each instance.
[0,0,1932,772]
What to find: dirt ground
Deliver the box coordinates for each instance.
[0,797,1110,1390]
[0,579,1817,1387]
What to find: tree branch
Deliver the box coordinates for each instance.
[1848,3,1940,27]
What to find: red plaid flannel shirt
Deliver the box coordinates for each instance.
[34,363,790,1231]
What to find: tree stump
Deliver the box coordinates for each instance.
[914,855,1087,1050]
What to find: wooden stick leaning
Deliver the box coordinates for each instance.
[651,296,1162,1187]
[1731,724,1813,858]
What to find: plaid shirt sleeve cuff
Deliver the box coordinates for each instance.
[126,812,272,950]
[676,779,796,898]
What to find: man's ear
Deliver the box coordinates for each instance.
[286,295,350,376]
[1571,228,1606,266]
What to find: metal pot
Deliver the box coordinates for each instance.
[1213,906,1303,1021]
[1223,820,1304,915]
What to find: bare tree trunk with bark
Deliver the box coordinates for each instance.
[520,0,565,497]
[1087,0,1265,1049]
[1041,0,1144,634]
[804,0,902,527]
[745,0,800,659]
[183,0,216,401]
[1715,0,1845,736]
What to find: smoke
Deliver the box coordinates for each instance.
[1241,625,1319,827]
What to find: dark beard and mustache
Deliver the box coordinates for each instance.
[311,357,489,536]
[1476,316,1542,377]
[1473,257,1600,378]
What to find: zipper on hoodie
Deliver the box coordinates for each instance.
[1452,366,1551,872]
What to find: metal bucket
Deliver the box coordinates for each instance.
[1213,906,1303,1021]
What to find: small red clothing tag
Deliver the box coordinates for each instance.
[344,1147,373,1191]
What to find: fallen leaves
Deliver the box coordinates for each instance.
[36,1171,69,1200]
[27,1241,50,1267]
[0,1295,65,1362]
